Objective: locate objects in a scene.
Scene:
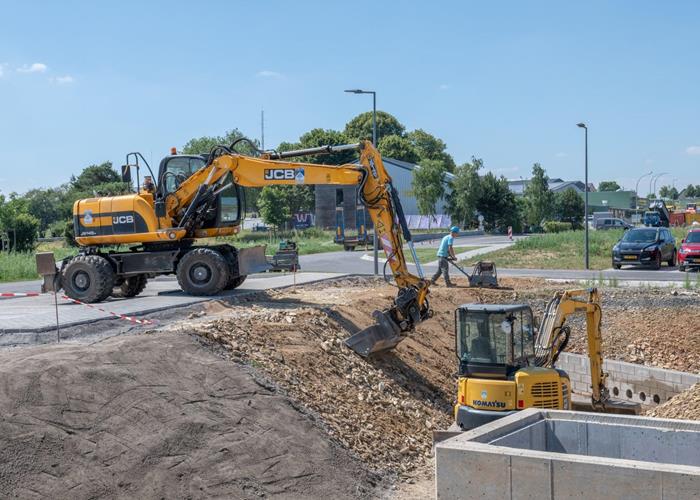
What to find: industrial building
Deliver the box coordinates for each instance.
[314,157,454,229]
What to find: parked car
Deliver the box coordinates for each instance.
[595,218,632,230]
[678,229,700,272]
[612,227,676,270]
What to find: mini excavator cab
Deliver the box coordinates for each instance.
[453,303,568,430]
[455,304,536,379]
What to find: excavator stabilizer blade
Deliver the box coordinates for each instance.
[237,245,273,275]
[344,309,403,357]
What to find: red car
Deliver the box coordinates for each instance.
[678,229,700,271]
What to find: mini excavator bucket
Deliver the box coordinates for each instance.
[344,309,404,357]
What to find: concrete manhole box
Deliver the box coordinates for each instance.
[435,408,700,499]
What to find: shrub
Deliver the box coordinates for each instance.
[542,221,571,234]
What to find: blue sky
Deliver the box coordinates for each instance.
[1,0,699,194]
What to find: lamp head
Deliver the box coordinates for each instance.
[344,89,363,94]
[577,122,587,129]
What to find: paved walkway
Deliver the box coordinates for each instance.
[0,272,344,336]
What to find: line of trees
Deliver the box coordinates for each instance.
[0,163,130,251]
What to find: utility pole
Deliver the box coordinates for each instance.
[345,89,378,275]
[577,123,589,270]
[261,108,265,151]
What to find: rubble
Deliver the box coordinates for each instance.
[645,384,700,420]
[185,277,700,474]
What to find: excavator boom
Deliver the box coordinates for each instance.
[68,140,431,356]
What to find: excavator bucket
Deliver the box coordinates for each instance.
[344,309,403,357]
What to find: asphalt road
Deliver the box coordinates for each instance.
[0,232,693,337]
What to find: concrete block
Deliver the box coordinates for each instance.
[510,455,551,500]
[435,447,509,499]
[436,410,700,499]
[681,373,700,386]
[665,371,683,384]
[550,458,663,500]
[661,470,700,499]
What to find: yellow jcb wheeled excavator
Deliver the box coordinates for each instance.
[446,288,639,432]
[58,140,431,356]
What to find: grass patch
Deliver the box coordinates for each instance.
[0,242,77,283]
[363,246,479,264]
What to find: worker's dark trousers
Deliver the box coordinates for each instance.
[431,257,452,284]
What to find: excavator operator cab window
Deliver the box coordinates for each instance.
[156,155,241,227]
[455,305,535,376]
[159,156,207,194]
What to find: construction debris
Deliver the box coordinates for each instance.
[646,384,700,421]
[191,305,453,474]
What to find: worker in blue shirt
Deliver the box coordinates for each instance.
[431,226,459,287]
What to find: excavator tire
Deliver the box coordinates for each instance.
[177,247,229,296]
[62,254,115,303]
[112,274,148,298]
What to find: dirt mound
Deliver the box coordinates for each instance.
[562,289,700,373]
[0,332,376,499]
[188,276,548,475]
[645,383,700,420]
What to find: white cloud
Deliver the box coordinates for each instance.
[17,62,47,73]
[555,152,567,158]
[256,70,282,79]
[50,75,74,84]
[686,146,700,156]
[438,83,450,90]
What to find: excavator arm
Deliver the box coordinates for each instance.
[169,140,431,356]
[535,288,609,408]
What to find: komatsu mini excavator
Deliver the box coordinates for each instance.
[445,288,639,432]
[60,140,431,356]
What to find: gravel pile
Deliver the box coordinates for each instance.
[190,305,452,475]
[645,383,700,420]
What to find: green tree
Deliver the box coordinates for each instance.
[411,159,447,224]
[257,185,314,229]
[598,180,621,192]
[447,158,482,227]
[182,129,258,156]
[523,163,554,227]
[658,185,670,198]
[555,188,585,229]
[0,194,40,251]
[476,173,520,232]
[407,129,456,172]
[683,184,696,198]
[70,162,121,191]
[344,111,405,142]
[378,135,420,163]
[23,187,70,235]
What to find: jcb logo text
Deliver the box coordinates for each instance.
[264,169,295,180]
[113,215,134,224]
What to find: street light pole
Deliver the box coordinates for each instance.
[577,123,589,270]
[635,171,653,209]
[652,172,669,197]
[345,88,378,275]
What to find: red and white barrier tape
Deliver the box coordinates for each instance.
[0,291,154,325]
[59,295,155,325]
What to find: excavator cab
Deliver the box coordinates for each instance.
[155,154,242,228]
[455,304,536,379]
